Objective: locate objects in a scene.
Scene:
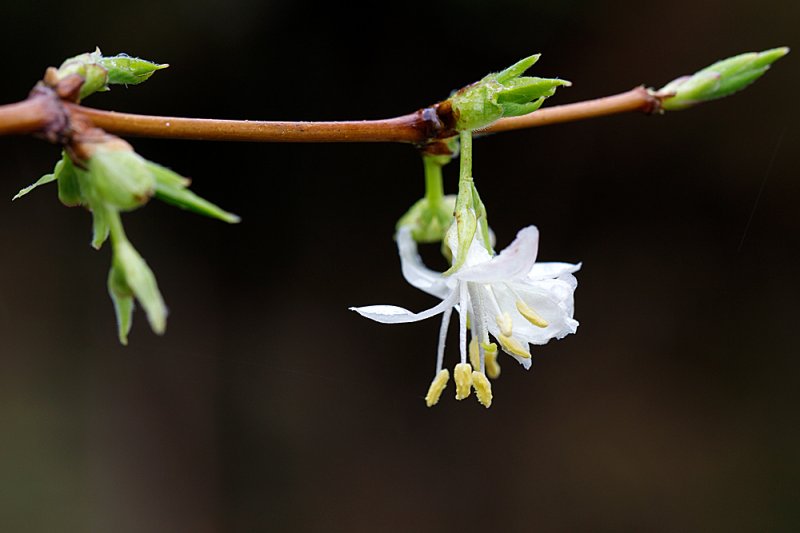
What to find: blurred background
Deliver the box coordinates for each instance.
[0,1,797,531]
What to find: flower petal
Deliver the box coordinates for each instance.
[454,226,539,283]
[350,289,458,324]
[528,261,581,281]
[397,227,453,299]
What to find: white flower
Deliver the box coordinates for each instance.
[351,225,580,407]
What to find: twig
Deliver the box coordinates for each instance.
[0,86,662,145]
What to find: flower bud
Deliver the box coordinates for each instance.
[660,47,789,111]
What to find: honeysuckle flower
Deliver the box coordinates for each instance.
[351,224,579,408]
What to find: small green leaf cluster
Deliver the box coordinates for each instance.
[14,50,236,344]
[448,54,570,131]
[15,144,238,343]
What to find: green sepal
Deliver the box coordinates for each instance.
[12,169,57,201]
[660,47,789,111]
[147,162,240,223]
[107,262,134,345]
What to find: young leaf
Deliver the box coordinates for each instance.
[12,169,57,201]
[147,162,240,223]
[107,263,135,345]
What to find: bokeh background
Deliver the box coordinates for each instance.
[0,1,797,531]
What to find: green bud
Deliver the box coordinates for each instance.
[112,238,167,336]
[147,162,240,224]
[660,47,789,111]
[57,49,109,100]
[86,144,156,211]
[55,48,167,101]
[397,194,456,243]
[448,54,570,131]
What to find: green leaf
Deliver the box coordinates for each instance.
[99,54,169,86]
[107,263,134,345]
[55,48,167,101]
[88,147,156,211]
[90,203,111,250]
[661,47,789,111]
[113,239,167,336]
[147,162,240,223]
[448,53,570,131]
[57,153,84,207]
[12,169,57,201]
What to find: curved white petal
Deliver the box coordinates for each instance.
[454,226,539,283]
[528,261,581,281]
[397,227,453,299]
[350,288,458,324]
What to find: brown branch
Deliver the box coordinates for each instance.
[68,104,433,143]
[0,86,662,146]
[0,96,55,136]
[481,86,660,134]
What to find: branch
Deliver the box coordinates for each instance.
[0,87,661,146]
[0,96,56,136]
[479,87,658,134]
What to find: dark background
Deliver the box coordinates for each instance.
[0,1,797,531]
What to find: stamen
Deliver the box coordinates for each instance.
[482,342,501,379]
[425,369,450,407]
[497,333,531,358]
[472,371,493,408]
[459,283,469,365]
[516,299,548,328]
[467,284,489,374]
[454,363,473,400]
[469,337,481,371]
[436,307,453,373]
[495,311,514,337]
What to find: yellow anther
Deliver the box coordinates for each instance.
[482,342,501,379]
[495,311,513,337]
[469,337,481,370]
[425,369,450,407]
[472,371,493,408]
[497,333,531,358]
[516,299,549,328]
[454,363,473,400]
